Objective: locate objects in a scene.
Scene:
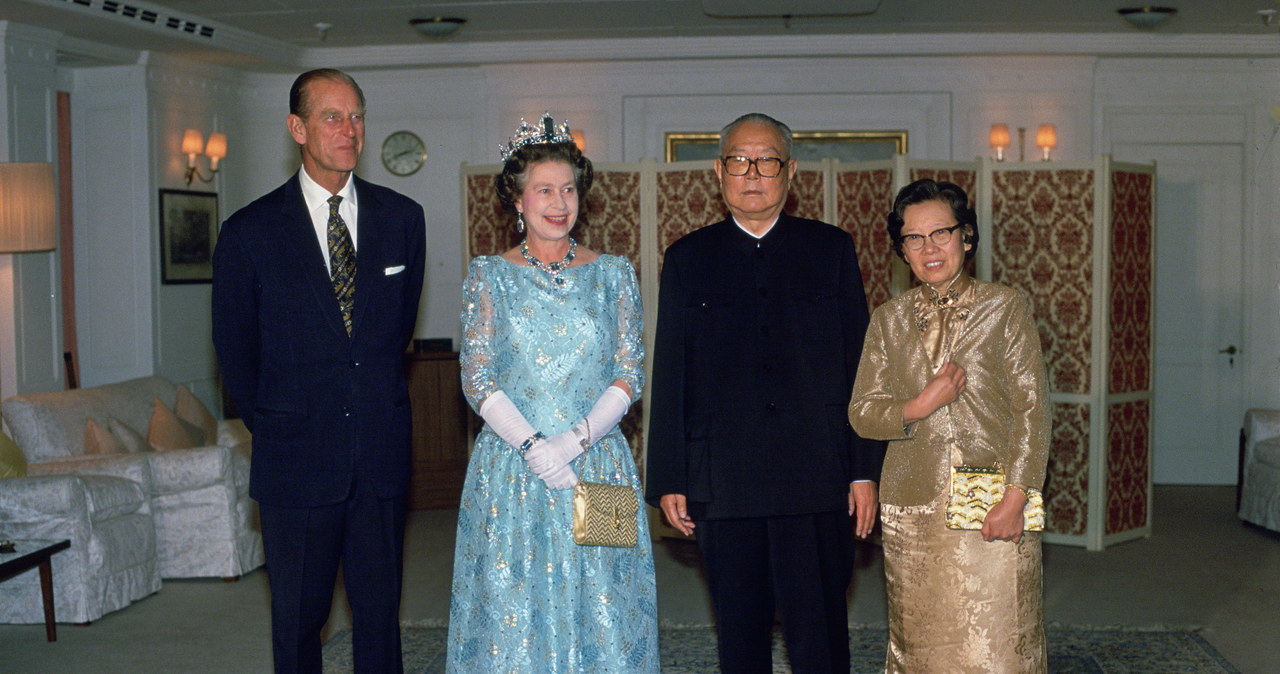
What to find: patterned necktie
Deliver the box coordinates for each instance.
[327,195,356,335]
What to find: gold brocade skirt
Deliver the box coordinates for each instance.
[880,496,1047,674]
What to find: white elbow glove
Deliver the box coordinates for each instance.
[572,385,631,447]
[479,391,541,453]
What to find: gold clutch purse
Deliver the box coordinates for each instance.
[572,480,638,547]
[945,465,1045,531]
[571,439,638,548]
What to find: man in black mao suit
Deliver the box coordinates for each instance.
[646,113,884,673]
[212,69,425,674]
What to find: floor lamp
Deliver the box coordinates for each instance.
[0,162,58,401]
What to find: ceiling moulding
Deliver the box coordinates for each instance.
[57,34,141,66]
[699,0,882,18]
[305,33,1280,71]
[18,0,301,67]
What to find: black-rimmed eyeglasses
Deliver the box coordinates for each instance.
[900,224,964,252]
[720,155,788,178]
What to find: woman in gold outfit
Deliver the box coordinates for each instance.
[848,179,1050,673]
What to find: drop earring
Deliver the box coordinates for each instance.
[516,212,525,233]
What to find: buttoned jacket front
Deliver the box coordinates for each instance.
[646,214,883,519]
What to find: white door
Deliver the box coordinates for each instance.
[1113,142,1244,484]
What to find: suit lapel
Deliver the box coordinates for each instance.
[349,176,380,338]
[281,176,350,340]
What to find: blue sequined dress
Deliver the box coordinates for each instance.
[446,254,658,673]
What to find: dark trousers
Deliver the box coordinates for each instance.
[696,510,854,674]
[258,475,406,674]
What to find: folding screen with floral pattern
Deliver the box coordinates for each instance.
[463,156,1154,549]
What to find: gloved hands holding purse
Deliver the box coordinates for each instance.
[524,431,582,484]
[484,386,632,490]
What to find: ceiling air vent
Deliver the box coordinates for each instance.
[56,0,216,40]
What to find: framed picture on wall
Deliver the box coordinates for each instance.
[665,130,908,163]
[158,188,218,284]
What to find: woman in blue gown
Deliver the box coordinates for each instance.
[446,115,658,673]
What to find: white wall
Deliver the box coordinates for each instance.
[16,27,1280,481]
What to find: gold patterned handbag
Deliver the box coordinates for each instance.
[571,442,638,547]
[945,465,1045,531]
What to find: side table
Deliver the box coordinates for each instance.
[0,539,72,641]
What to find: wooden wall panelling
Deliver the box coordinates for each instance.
[405,351,473,509]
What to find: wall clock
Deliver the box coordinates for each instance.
[381,130,426,176]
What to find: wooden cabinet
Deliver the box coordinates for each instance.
[405,352,474,509]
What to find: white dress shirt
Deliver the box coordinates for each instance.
[298,168,358,272]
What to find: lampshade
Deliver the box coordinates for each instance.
[205,132,227,169]
[989,124,1011,149]
[410,17,466,39]
[182,129,205,156]
[0,162,57,253]
[1036,124,1058,149]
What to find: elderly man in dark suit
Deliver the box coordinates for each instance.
[212,69,425,674]
[646,112,884,673]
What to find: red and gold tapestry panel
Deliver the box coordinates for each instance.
[1106,399,1150,535]
[1045,401,1090,536]
[656,168,725,271]
[785,169,826,223]
[835,169,896,310]
[581,170,643,276]
[908,168,978,203]
[1108,171,1154,395]
[990,169,1095,395]
[465,173,518,258]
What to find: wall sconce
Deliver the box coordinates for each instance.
[1036,124,1057,161]
[570,130,586,153]
[0,162,57,253]
[989,124,1011,161]
[182,129,227,186]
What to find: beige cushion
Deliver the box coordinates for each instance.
[1256,438,1280,470]
[85,417,127,455]
[109,417,152,453]
[217,418,252,447]
[175,385,218,446]
[147,398,197,451]
[0,428,26,478]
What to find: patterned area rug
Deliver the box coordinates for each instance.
[322,623,1239,673]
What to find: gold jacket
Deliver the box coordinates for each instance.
[848,278,1050,507]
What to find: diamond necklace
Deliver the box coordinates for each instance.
[520,237,577,286]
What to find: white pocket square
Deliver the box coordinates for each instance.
[384,265,405,276]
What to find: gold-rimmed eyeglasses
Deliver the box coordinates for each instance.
[900,224,964,252]
[720,155,788,177]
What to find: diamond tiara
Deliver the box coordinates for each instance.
[499,112,573,161]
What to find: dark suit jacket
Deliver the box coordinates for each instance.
[212,174,426,507]
[645,214,884,520]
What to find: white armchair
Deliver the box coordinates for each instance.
[2,376,262,580]
[0,463,161,624]
[1239,408,1280,532]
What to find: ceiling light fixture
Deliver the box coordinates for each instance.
[410,17,467,39]
[1117,7,1177,29]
